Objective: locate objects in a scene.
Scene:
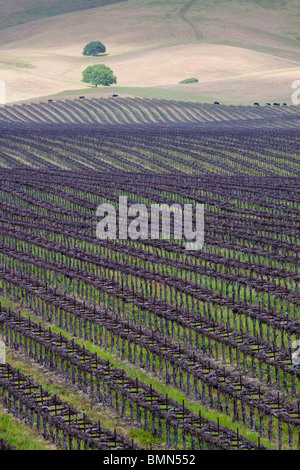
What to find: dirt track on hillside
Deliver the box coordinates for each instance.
[178,0,203,41]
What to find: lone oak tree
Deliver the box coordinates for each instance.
[82,64,117,87]
[82,41,106,56]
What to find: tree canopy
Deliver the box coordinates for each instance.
[82,64,117,87]
[82,41,106,56]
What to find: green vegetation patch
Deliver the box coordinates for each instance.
[179,77,199,84]
[0,405,55,450]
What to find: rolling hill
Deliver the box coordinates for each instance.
[0,0,300,104]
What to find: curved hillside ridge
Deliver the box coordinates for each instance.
[0,97,300,128]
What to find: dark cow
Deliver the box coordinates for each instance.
[254,102,260,106]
